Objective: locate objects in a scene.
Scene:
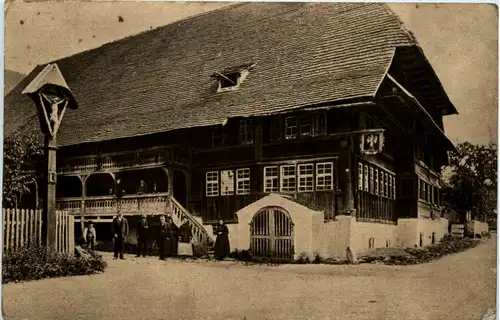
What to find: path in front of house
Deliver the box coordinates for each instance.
[3,237,497,320]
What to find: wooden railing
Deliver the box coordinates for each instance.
[169,196,214,246]
[57,193,171,215]
[57,193,213,246]
[58,146,170,174]
[3,209,74,255]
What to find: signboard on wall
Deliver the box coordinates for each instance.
[221,170,234,195]
[360,131,385,155]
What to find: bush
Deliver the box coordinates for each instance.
[358,237,481,265]
[2,245,107,284]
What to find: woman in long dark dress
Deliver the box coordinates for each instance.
[214,220,230,260]
[165,216,179,257]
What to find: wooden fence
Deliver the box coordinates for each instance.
[3,209,75,254]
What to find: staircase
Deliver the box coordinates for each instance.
[168,196,214,251]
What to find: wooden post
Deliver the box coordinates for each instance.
[167,168,174,197]
[185,171,192,211]
[42,135,58,249]
[340,136,356,216]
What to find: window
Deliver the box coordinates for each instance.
[388,175,392,199]
[219,72,240,89]
[236,168,250,195]
[357,160,397,222]
[364,165,369,192]
[270,117,282,141]
[298,164,314,192]
[239,119,254,145]
[280,165,296,192]
[285,117,298,140]
[369,167,374,193]
[300,117,312,137]
[206,171,219,197]
[317,162,334,191]
[378,171,385,197]
[384,173,389,198]
[220,170,234,195]
[264,166,279,192]
[313,113,326,136]
[358,163,363,190]
[392,177,396,199]
[212,127,226,146]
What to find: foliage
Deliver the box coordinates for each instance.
[441,142,497,222]
[3,133,43,208]
[2,245,107,284]
[357,237,481,265]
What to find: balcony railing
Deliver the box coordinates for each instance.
[57,146,171,174]
[56,193,171,215]
[56,192,213,246]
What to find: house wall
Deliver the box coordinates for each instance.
[417,217,449,246]
[320,215,353,260]
[351,220,396,254]
[394,218,419,247]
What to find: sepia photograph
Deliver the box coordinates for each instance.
[2,1,498,320]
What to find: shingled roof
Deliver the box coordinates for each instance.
[5,2,419,147]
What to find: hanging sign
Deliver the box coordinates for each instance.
[360,131,385,155]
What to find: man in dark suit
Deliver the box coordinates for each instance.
[158,215,168,260]
[136,213,149,257]
[112,212,129,260]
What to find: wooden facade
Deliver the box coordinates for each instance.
[51,87,448,227]
[8,4,456,236]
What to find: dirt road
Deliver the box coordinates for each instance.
[3,237,496,320]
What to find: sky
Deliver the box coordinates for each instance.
[4,1,498,145]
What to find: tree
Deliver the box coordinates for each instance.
[441,142,497,223]
[3,133,43,208]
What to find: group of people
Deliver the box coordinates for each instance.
[82,213,231,261]
[110,212,194,260]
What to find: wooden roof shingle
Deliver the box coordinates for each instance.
[5,3,419,147]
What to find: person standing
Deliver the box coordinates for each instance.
[137,180,148,195]
[136,213,149,257]
[214,220,230,260]
[84,221,97,251]
[178,217,193,256]
[158,215,168,260]
[112,213,129,260]
[165,216,179,257]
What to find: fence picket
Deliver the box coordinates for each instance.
[20,209,26,247]
[10,209,15,250]
[37,210,42,244]
[28,209,34,246]
[3,209,75,254]
[5,209,10,252]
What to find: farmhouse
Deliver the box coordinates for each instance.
[5,3,458,260]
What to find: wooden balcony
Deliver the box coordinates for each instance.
[57,147,172,175]
[56,193,171,216]
[57,193,214,246]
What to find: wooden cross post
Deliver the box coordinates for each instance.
[44,134,58,247]
[22,63,78,250]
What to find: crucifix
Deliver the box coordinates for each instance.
[22,63,78,249]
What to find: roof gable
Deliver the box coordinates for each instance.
[5,2,417,147]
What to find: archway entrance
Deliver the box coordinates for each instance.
[250,206,294,260]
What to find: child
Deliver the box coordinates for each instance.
[84,222,97,251]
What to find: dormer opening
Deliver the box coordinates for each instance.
[220,72,240,89]
[214,63,255,93]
